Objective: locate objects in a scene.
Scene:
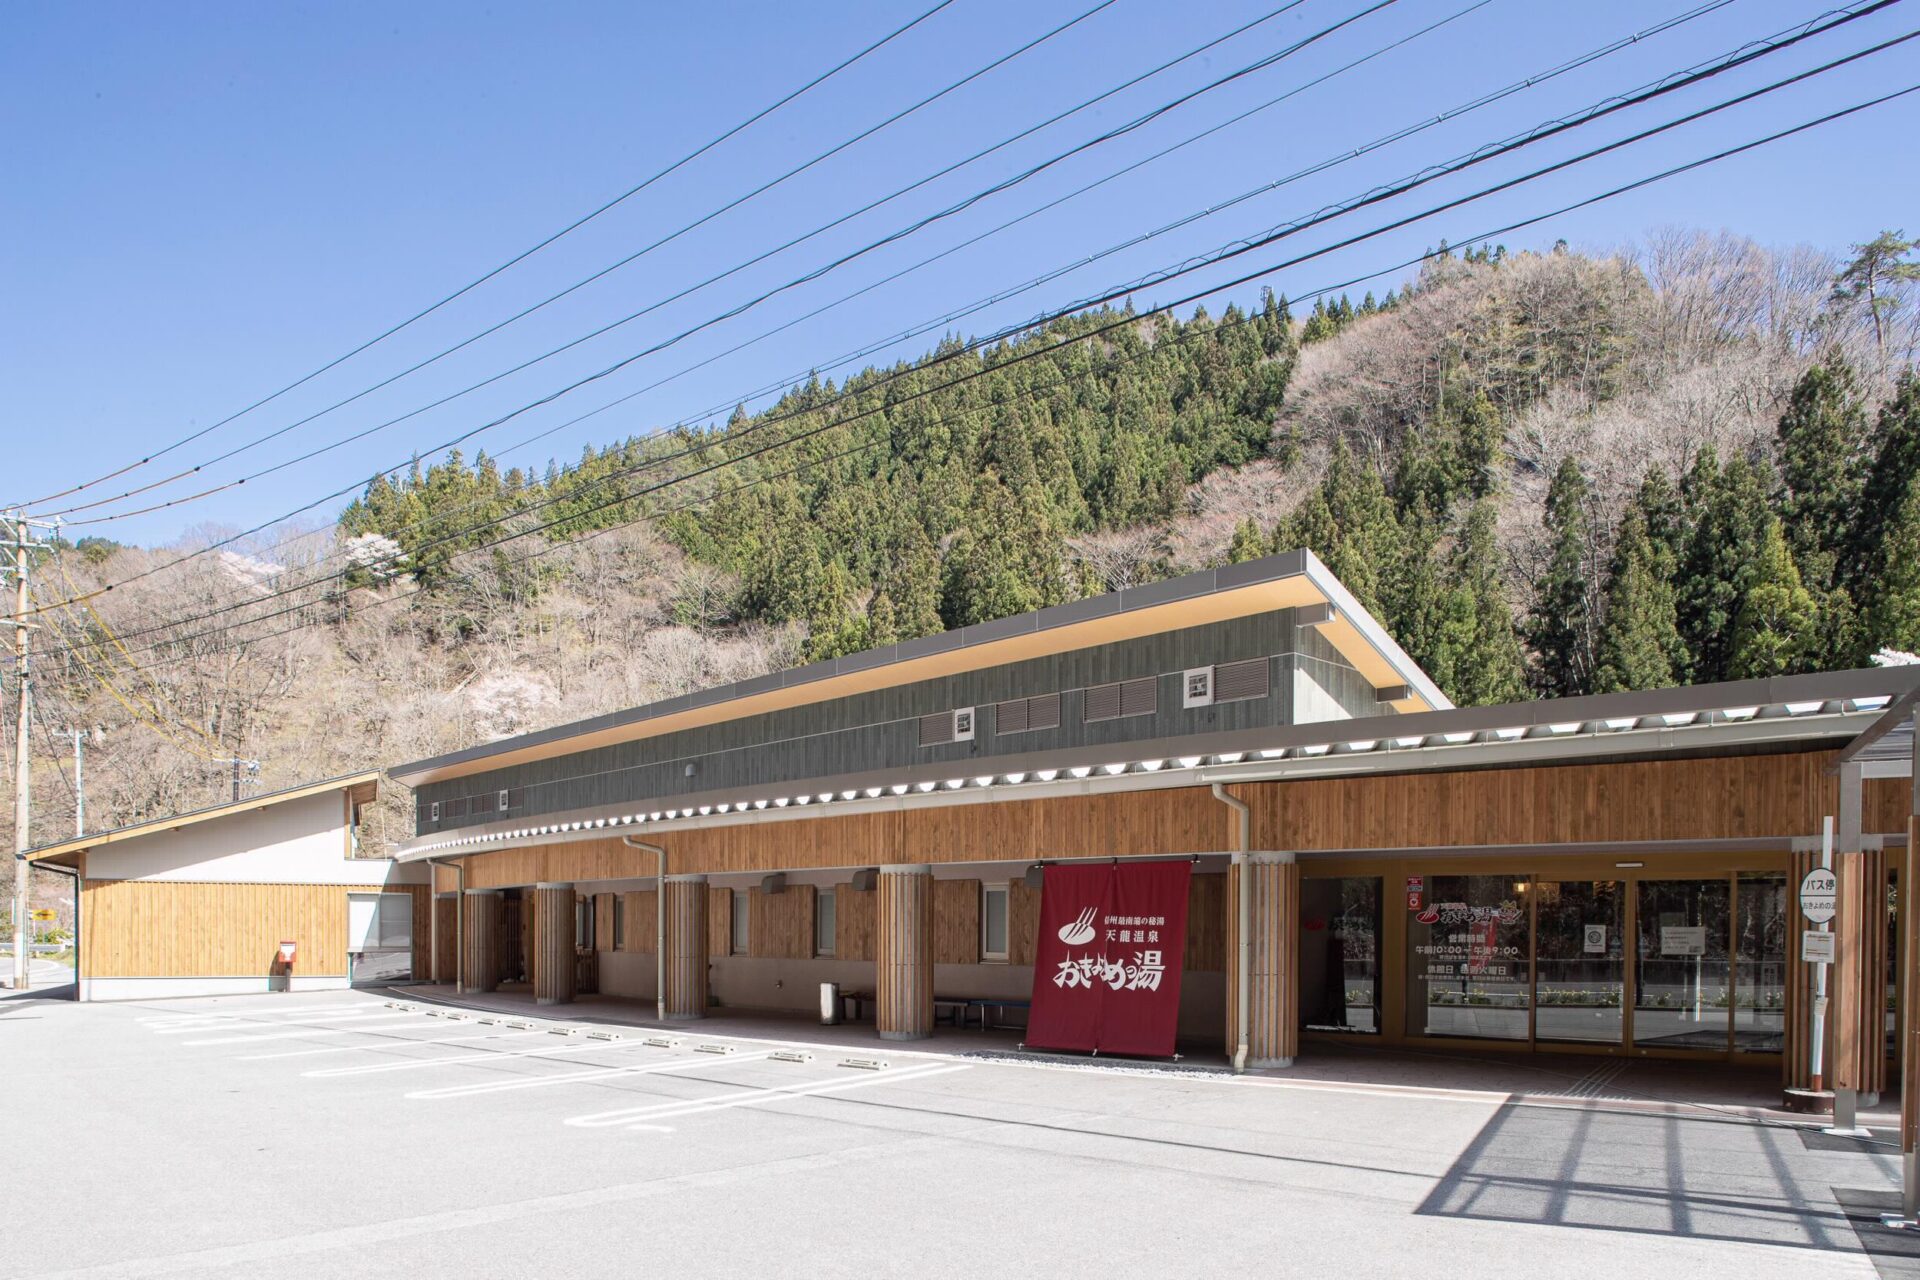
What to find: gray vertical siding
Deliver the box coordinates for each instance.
[415,607,1393,833]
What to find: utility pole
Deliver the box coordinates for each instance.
[7,511,54,991]
[72,728,84,838]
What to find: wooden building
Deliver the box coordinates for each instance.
[387,549,1917,1094]
[27,772,431,1000]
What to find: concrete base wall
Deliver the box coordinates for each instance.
[80,975,351,1001]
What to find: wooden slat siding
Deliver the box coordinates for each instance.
[877,868,933,1040]
[406,885,432,981]
[837,883,875,963]
[595,893,614,955]
[533,886,575,1005]
[1247,751,1860,851]
[933,879,980,965]
[1185,873,1226,972]
[621,890,659,954]
[708,888,732,958]
[663,878,708,1018]
[433,864,458,895]
[78,881,407,979]
[751,884,815,960]
[462,891,501,993]
[1905,813,1919,1150]
[445,749,1900,893]
[433,896,457,982]
[1864,850,1890,1096]
[501,895,524,985]
[1008,880,1041,967]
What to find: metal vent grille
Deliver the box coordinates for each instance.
[918,711,955,747]
[996,692,1060,735]
[996,697,1028,735]
[1214,657,1271,703]
[1086,677,1156,723]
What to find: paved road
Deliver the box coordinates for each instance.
[0,990,1904,1278]
[0,958,74,995]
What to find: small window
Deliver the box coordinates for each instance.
[497,788,513,811]
[815,888,837,957]
[612,894,625,951]
[981,884,1009,962]
[575,897,594,951]
[731,890,751,956]
[428,801,441,823]
[1084,676,1156,723]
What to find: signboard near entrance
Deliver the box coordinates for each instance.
[1799,867,1838,925]
[1661,925,1707,956]
[1026,861,1191,1057]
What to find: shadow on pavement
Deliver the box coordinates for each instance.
[1417,1100,1886,1253]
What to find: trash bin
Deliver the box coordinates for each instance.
[820,981,842,1026]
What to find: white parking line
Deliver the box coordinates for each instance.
[406,1050,777,1100]
[240,1029,553,1061]
[306,1035,641,1078]
[139,1003,376,1026]
[183,1015,431,1046]
[566,1063,969,1129]
[149,1009,408,1034]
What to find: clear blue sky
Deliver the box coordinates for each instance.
[3,0,1915,549]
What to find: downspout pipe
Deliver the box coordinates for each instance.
[426,856,463,990]
[621,836,667,1024]
[1211,783,1251,1075]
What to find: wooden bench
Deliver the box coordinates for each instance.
[839,991,976,1029]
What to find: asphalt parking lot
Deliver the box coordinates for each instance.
[1,990,1908,1279]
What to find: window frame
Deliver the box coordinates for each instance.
[815,887,837,958]
[731,890,751,956]
[575,897,594,951]
[981,881,1010,963]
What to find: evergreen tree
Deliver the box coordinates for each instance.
[1726,518,1818,678]
[1527,457,1598,696]
[1675,449,1771,683]
[1428,502,1528,705]
[1280,441,1402,619]
[1595,506,1685,692]
[1850,376,1920,653]
[1865,475,1920,656]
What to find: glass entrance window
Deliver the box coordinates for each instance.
[1300,877,1380,1033]
[1634,879,1731,1050]
[1534,881,1624,1045]
[1406,876,1531,1041]
[1734,873,1788,1053]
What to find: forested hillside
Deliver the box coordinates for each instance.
[18,228,1920,848]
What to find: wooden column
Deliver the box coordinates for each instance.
[532,883,576,1006]
[1226,854,1299,1067]
[461,889,502,995]
[662,875,708,1020]
[877,865,933,1041]
[1785,846,1820,1090]
[432,894,457,984]
[1835,849,1888,1098]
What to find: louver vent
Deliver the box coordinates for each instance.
[918,711,955,747]
[1214,657,1271,703]
[1085,676,1156,723]
[995,693,1061,735]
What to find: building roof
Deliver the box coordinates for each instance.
[393,666,1919,862]
[387,549,1449,788]
[25,771,381,867]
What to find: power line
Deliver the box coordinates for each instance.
[45,0,1365,528]
[67,72,1920,675]
[28,3,1905,655]
[23,0,1853,620]
[13,0,963,511]
[39,0,1124,520]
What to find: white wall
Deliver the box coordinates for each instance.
[85,791,427,886]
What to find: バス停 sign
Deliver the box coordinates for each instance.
[1799,867,1837,925]
[1026,860,1191,1057]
